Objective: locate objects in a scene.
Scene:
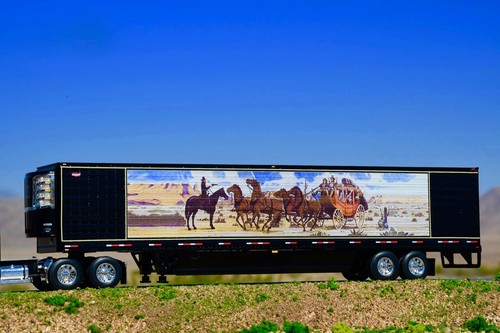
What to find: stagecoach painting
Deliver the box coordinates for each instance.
[127,169,430,238]
[316,178,369,230]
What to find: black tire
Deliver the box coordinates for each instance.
[400,251,429,279]
[342,267,369,281]
[369,251,400,280]
[87,257,122,288]
[32,276,55,291]
[48,258,84,290]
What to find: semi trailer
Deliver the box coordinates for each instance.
[0,162,481,290]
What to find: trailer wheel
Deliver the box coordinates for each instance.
[48,259,84,290]
[369,251,399,280]
[342,267,369,281]
[400,251,428,279]
[87,257,122,288]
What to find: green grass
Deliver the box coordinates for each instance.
[154,285,176,301]
[44,295,84,314]
[239,320,311,333]
[254,292,269,303]
[462,316,500,333]
[239,320,280,333]
[238,319,499,333]
[318,278,340,291]
[87,324,102,333]
[44,295,66,307]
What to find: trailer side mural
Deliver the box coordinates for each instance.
[127,169,430,238]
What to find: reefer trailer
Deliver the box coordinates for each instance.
[0,162,481,290]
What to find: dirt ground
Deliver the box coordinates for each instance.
[0,279,498,333]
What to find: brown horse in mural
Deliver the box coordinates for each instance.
[185,188,228,230]
[287,186,322,231]
[273,188,295,225]
[227,184,254,230]
[246,179,283,231]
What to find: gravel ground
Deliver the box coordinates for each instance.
[0,279,498,332]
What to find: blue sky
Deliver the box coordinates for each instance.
[1,1,498,197]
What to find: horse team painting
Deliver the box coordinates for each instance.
[127,168,431,238]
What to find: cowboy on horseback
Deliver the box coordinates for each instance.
[201,177,212,197]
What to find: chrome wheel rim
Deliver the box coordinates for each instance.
[96,263,117,284]
[408,257,425,277]
[377,257,395,277]
[57,264,78,286]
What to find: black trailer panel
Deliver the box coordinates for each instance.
[61,167,126,240]
[429,172,480,237]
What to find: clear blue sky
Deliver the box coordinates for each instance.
[1,1,498,197]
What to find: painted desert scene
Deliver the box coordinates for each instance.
[127,169,430,239]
